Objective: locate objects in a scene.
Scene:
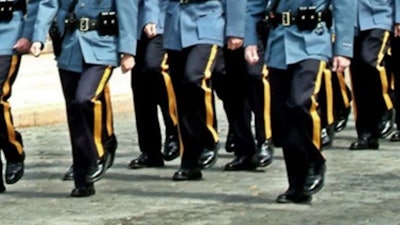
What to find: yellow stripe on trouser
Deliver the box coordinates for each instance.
[310,61,325,150]
[202,45,219,143]
[324,68,334,125]
[92,66,113,158]
[160,53,178,126]
[160,53,182,153]
[337,70,351,108]
[261,65,272,139]
[1,55,23,154]
[377,31,393,110]
[347,69,358,120]
[103,84,113,137]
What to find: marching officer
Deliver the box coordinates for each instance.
[128,0,180,169]
[30,0,138,197]
[62,85,118,180]
[163,0,246,180]
[348,0,399,150]
[245,0,356,203]
[213,38,274,171]
[0,0,40,193]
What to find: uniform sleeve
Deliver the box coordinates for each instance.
[244,0,267,46]
[21,0,41,40]
[32,0,59,44]
[143,0,160,28]
[116,0,138,56]
[395,0,400,24]
[225,0,246,39]
[332,0,356,58]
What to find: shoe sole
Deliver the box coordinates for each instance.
[276,195,312,204]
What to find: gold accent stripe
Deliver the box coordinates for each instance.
[103,84,113,137]
[310,61,325,150]
[324,68,334,125]
[261,65,272,139]
[1,55,23,154]
[347,69,357,120]
[160,53,183,154]
[377,31,393,110]
[92,66,113,157]
[202,45,219,143]
[160,53,178,126]
[336,70,351,108]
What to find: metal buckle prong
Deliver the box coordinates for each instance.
[282,12,291,26]
[79,17,90,32]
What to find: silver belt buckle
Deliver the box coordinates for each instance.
[282,12,291,26]
[179,0,189,4]
[79,17,90,32]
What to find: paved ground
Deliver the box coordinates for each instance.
[1,54,400,225]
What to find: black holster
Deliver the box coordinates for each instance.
[97,12,118,36]
[256,12,273,46]
[49,21,63,56]
[0,0,14,22]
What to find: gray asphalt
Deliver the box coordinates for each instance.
[1,54,400,225]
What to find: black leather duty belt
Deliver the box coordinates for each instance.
[76,17,98,32]
[65,17,99,32]
[271,9,332,27]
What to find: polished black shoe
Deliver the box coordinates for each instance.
[85,155,108,183]
[349,137,379,150]
[70,184,95,197]
[225,131,236,153]
[163,134,180,161]
[105,134,118,169]
[128,153,164,169]
[172,168,202,181]
[334,106,351,133]
[62,165,74,181]
[303,162,326,195]
[321,126,335,148]
[5,152,25,184]
[276,189,312,204]
[198,144,219,169]
[257,140,274,167]
[224,155,259,171]
[378,109,395,138]
[390,130,400,142]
